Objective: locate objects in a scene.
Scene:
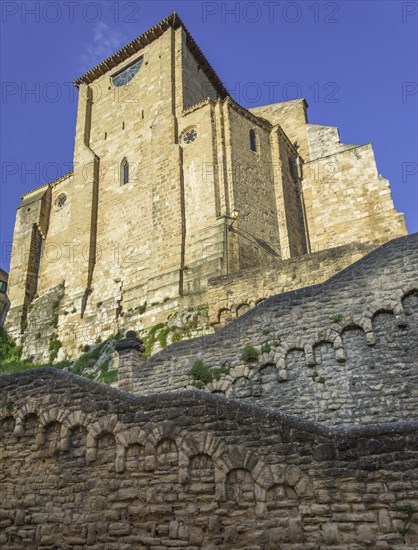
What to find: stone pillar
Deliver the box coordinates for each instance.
[115,330,145,392]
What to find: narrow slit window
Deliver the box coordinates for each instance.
[250,129,257,152]
[289,157,298,182]
[123,160,129,185]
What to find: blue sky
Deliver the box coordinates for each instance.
[1,0,417,271]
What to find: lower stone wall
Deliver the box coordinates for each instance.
[1,369,417,549]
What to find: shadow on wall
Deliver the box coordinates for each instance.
[0,399,313,547]
[134,234,418,427]
[1,378,418,548]
[210,290,418,425]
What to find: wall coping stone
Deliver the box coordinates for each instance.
[1,367,417,441]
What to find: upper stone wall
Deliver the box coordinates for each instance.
[249,99,310,161]
[207,241,375,327]
[133,233,418,426]
[1,368,417,548]
[306,124,357,161]
[302,141,407,251]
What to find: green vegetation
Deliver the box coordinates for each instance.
[95,357,117,384]
[142,322,165,358]
[241,344,259,363]
[261,342,271,354]
[189,359,231,387]
[136,302,147,315]
[0,327,22,364]
[1,304,210,384]
[108,331,123,342]
[332,314,343,323]
[50,297,61,328]
[142,315,203,358]
[189,359,212,385]
[311,371,325,384]
[0,327,42,373]
[0,328,118,383]
[97,369,118,384]
[172,331,183,343]
[394,505,415,538]
[48,335,62,363]
[70,342,106,374]
[212,364,231,381]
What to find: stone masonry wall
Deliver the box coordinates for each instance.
[303,136,407,252]
[1,368,417,549]
[132,233,418,426]
[207,241,375,327]
[5,14,408,369]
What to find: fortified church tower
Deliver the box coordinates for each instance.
[5,13,407,360]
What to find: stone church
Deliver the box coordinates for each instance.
[1,14,417,547]
[5,12,407,361]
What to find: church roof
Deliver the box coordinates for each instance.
[74,12,228,98]
[20,171,73,199]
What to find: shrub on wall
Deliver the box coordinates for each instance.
[48,335,62,364]
[241,344,259,363]
[189,359,212,385]
[188,360,230,388]
[0,327,22,366]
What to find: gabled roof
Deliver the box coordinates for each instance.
[20,171,73,199]
[74,12,228,98]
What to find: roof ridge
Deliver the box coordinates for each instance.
[73,12,228,98]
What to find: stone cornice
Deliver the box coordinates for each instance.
[182,98,215,116]
[20,172,73,200]
[1,366,418,440]
[224,97,273,131]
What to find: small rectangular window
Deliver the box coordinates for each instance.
[250,129,257,152]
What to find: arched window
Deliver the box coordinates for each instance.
[111,57,143,87]
[122,159,129,185]
[249,129,257,152]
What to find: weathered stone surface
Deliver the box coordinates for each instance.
[0,369,417,549]
[4,15,406,363]
[130,233,418,426]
